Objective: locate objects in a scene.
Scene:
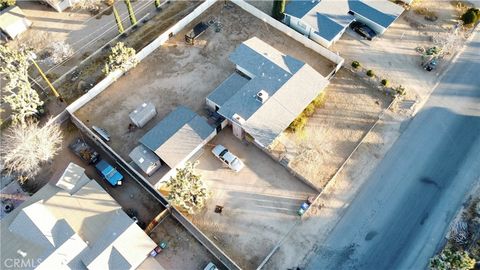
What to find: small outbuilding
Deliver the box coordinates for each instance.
[129,102,157,128]
[0,6,32,40]
[128,144,161,176]
[139,106,216,169]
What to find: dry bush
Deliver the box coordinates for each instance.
[0,120,63,182]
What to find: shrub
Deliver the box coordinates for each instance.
[381,79,389,86]
[288,115,308,132]
[312,92,326,108]
[351,61,361,69]
[395,85,406,96]
[429,248,475,270]
[461,8,480,26]
[366,69,375,77]
[272,0,286,20]
[103,42,137,75]
[303,103,315,117]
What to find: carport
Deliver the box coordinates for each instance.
[139,106,216,170]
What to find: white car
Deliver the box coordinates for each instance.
[203,262,218,270]
[212,145,244,172]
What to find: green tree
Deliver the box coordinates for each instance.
[272,0,286,20]
[103,42,137,75]
[154,0,161,9]
[166,162,208,214]
[124,0,137,25]
[0,120,63,182]
[429,248,476,270]
[0,45,43,126]
[461,8,480,26]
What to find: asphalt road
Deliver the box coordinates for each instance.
[306,30,480,270]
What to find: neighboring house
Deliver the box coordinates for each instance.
[0,6,32,41]
[42,0,79,12]
[284,0,404,47]
[206,37,329,149]
[0,162,159,270]
[139,106,216,170]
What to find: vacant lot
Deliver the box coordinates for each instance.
[188,129,317,269]
[271,69,391,188]
[75,1,335,165]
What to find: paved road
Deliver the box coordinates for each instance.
[306,30,480,270]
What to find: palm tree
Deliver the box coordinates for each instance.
[112,4,125,34]
[124,0,137,25]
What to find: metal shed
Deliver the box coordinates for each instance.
[128,144,161,176]
[129,102,157,128]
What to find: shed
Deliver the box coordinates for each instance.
[128,144,161,176]
[0,6,32,40]
[139,106,216,169]
[129,102,157,128]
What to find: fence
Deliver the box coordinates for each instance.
[231,0,345,72]
[66,0,217,114]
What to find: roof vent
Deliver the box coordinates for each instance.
[256,90,269,104]
[232,113,245,125]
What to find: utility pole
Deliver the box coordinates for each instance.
[29,54,64,102]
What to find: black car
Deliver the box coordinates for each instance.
[350,21,377,41]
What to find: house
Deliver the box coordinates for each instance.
[139,106,216,170]
[206,37,329,149]
[284,0,404,47]
[42,0,80,12]
[0,163,159,270]
[0,6,32,41]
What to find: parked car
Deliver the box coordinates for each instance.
[69,138,100,164]
[350,21,377,40]
[212,145,244,172]
[423,58,438,71]
[92,126,110,142]
[95,159,123,186]
[203,262,218,270]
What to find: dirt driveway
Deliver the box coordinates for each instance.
[189,128,317,269]
[75,1,335,162]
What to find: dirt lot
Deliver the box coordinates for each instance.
[331,0,474,112]
[75,1,335,164]
[148,215,224,270]
[272,69,392,188]
[186,129,317,269]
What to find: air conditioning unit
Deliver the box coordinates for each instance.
[256,90,269,104]
[232,113,245,125]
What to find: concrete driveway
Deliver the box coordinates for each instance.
[191,128,317,270]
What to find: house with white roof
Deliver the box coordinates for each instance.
[206,37,329,149]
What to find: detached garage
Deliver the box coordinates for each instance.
[139,106,216,170]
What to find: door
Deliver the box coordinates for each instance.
[232,123,244,140]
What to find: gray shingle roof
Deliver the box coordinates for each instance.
[214,37,329,147]
[207,72,250,107]
[139,106,215,168]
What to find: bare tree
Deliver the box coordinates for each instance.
[165,161,208,214]
[0,45,43,126]
[0,120,63,182]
